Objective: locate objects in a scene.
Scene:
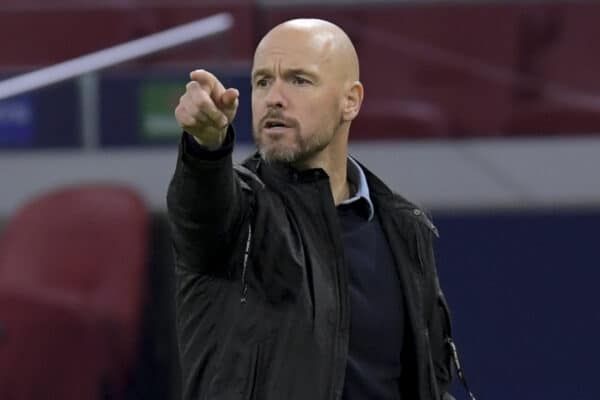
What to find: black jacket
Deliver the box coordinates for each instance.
[167,135,456,400]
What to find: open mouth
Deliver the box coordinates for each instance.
[264,120,288,129]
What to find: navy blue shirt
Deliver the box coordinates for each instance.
[339,158,405,400]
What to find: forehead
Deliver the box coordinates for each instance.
[252,29,334,73]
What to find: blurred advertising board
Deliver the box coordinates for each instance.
[139,82,184,142]
[0,96,34,146]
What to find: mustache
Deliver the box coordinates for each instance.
[259,111,298,128]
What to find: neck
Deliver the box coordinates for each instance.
[292,131,350,205]
[327,157,350,205]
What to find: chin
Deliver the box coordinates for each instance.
[259,146,301,164]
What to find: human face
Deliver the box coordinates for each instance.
[251,30,345,164]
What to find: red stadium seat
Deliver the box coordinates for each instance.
[0,291,112,399]
[0,184,150,398]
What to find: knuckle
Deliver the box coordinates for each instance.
[185,81,197,90]
[190,87,207,102]
[174,105,185,120]
[206,109,222,122]
[178,111,194,126]
[194,109,209,124]
[199,101,217,116]
[195,88,210,100]
[175,105,197,126]
[185,115,197,127]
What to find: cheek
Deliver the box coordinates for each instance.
[305,98,340,128]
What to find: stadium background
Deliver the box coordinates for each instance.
[0,0,599,399]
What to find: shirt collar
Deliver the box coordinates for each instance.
[339,156,375,221]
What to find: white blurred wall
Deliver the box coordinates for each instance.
[1,135,599,216]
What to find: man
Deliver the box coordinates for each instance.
[168,18,458,400]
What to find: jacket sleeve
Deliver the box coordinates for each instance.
[166,128,248,274]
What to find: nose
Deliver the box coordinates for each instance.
[264,80,287,109]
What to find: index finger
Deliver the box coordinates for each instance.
[189,69,226,101]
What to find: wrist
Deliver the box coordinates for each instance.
[190,128,227,150]
[183,126,234,160]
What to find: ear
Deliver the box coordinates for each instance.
[341,81,364,122]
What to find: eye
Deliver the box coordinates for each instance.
[255,78,269,88]
[292,76,311,86]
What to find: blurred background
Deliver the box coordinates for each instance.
[0,0,598,399]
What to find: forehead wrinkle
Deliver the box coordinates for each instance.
[252,59,320,79]
[253,19,360,84]
[253,50,320,79]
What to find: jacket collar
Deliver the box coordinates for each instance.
[244,153,329,185]
[357,159,440,238]
[243,153,436,235]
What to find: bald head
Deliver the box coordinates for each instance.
[254,18,360,84]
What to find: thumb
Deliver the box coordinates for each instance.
[219,88,239,123]
[220,88,239,109]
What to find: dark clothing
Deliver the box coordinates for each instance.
[167,129,455,400]
[338,206,405,400]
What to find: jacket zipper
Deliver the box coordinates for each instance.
[240,223,252,304]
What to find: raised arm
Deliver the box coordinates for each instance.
[167,70,246,274]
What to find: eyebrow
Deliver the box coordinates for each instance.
[287,68,318,80]
[251,67,319,81]
[251,68,271,81]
